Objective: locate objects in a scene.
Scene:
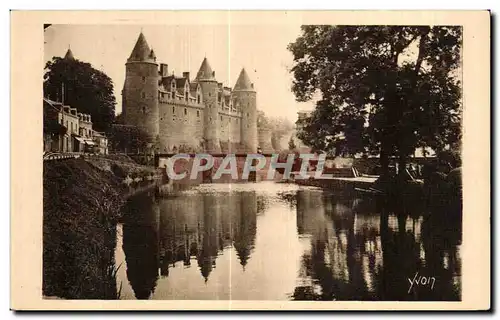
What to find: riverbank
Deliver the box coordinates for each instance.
[43,155,159,299]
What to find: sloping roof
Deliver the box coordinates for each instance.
[160,75,175,90]
[189,82,199,91]
[175,77,188,88]
[64,48,75,60]
[234,68,254,91]
[44,98,63,109]
[149,49,156,60]
[128,32,154,62]
[195,57,216,81]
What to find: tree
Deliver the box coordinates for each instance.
[44,57,117,132]
[288,137,297,150]
[288,26,462,178]
[257,110,295,151]
[108,124,152,154]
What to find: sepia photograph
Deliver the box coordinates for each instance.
[11,10,490,311]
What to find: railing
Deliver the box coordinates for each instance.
[43,152,80,161]
[43,152,102,161]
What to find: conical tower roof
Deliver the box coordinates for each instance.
[234,68,254,91]
[128,32,155,63]
[195,57,216,81]
[64,48,75,60]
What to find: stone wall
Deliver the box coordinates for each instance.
[218,110,242,144]
[158,102,205,152]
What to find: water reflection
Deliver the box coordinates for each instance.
[292,191,461,301]
[116,182,461,301]
[121,191,160,299]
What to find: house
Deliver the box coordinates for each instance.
[43,97,97,154]
[93,132,108,155]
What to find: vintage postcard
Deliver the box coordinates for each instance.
[11,10,490,311]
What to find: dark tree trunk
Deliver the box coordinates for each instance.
[397,151,408,180]
[380,139,390,179]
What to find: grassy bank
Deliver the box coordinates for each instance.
[43,156,157,299]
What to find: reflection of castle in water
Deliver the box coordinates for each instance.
[292,190,462,301]
[121,191,160,300]
[121,189,260,299]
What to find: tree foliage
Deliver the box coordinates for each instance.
[108,123,152,154]
[288,137,297,150]
[257,110,295,151]
[44,57,117,132]
[288,26,462,174]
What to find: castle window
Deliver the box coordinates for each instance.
[220,116,223,121]
[185,92,188,101]
[197,110,200,117]
[247,113,249,117]
[142,107,146,114]
[184,108,187,116]
[197,95,200,104]
[141,92,146,99]
[172,106,175,114]
[142,76,146,83]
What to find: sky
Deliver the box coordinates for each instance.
[44,24,315,122]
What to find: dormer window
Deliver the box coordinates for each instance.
[185,92,188,101]
[197,95,201,104]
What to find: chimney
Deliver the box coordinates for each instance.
[160,63,169,77]
[183,72,190,79]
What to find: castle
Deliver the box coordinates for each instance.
[122,32,258,153]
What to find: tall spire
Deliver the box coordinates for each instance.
[234,68,254,91]
[128,32,154,63]
[64,47,75,60]
[195,57,216,81]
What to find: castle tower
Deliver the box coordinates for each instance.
[123,32,159,141]
[196,58,220,152]
[64,48,75,60]
[233,68,257,153]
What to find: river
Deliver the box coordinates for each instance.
[114,181,461,301]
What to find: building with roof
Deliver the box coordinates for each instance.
[43,94,106,154]
[121,32,258,153]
